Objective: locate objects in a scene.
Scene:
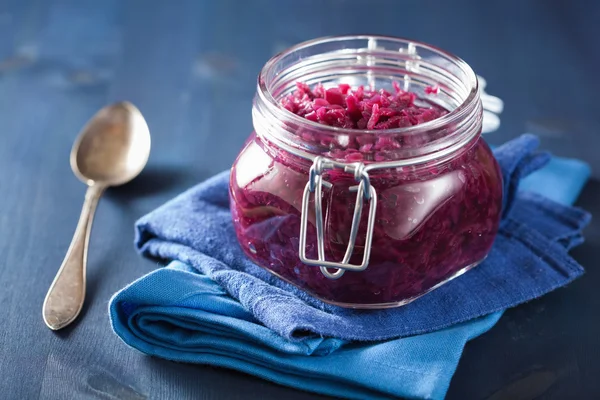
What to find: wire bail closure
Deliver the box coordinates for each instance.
[298,156,378,279]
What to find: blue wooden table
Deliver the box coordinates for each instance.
[1,1,599,398]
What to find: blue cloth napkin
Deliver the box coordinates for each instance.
[110,134,590,400]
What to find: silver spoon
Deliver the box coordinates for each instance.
[42,102,151,330]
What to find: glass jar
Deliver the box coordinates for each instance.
[229,36,503,308]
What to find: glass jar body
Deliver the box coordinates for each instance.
[229,131,502,308]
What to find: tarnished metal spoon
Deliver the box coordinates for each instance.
[42,102,151,330]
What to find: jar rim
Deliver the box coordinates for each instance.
[257,34,479,136]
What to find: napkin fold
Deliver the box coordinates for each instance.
[111,134,590,400]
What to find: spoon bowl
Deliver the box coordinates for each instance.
[43,102,150,330]
[71,102,151,186]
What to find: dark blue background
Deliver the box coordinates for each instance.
[1,1,598,399]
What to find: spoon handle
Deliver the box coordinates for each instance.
[43,184,104,330]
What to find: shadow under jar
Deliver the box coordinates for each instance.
[230,36,503,308]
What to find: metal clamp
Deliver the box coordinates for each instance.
[298,156,378,279]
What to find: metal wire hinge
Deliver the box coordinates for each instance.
[298,156,378,279]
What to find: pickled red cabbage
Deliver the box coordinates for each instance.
[282,82,447,130]
[230,83,502,307]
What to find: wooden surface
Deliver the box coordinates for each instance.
[0,1,599,399]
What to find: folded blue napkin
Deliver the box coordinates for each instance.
[111,134,590,400]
